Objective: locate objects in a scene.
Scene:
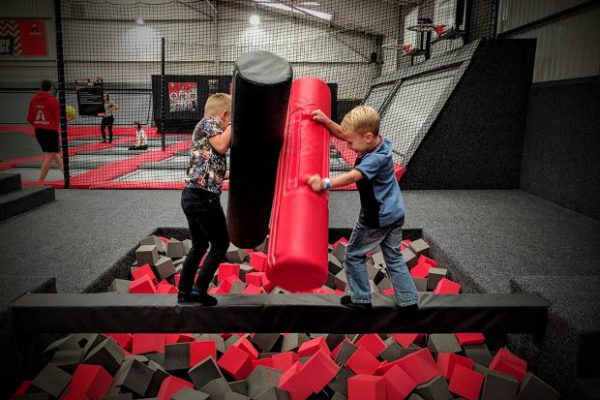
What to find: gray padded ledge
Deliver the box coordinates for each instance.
[12,293,548,334]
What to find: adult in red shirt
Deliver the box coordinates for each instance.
[27,80,64,181]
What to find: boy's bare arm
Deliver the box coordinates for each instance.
[208,125,232,154]
[311,109,346,141]
[307,169,363,191]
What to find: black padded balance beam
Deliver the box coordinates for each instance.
[12,293,549,335]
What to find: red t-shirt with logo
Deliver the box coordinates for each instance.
[27,91,60,132]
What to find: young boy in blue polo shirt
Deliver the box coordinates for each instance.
[308,105,418,311]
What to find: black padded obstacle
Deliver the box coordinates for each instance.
[227,51,292,248]
[12,293,548,335]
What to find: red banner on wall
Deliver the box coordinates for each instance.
[0,20,47,56]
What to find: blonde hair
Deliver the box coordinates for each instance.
[204,93,232,118]
[341,105,380,136]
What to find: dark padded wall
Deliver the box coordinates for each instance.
[401,39,536,189]
[520,77,600,220]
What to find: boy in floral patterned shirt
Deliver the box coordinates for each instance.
[178,93,232,305]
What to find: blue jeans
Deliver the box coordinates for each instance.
[345,218,419,306]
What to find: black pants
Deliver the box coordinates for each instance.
[101,116,114,142]
[178,187,229,295]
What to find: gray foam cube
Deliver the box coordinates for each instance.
[146,360,169,397]
[516,373,560,400]
[408,239,430,257]
[109,279,131,293]
[140,235,165,253]
[327,366,355,397]
[167,239,186,259]
[172,388,210,400]
[229,380,248,396]
[229,280,247,294]
[415,375,453,400]
[189,356,225,389]
[427,334,462,354]
[43,335,81,354]
[182,239,193,255]
[254,387,290,400]
[226,392,251,400]
[250,334,281,353]
[331,242,348,263]
[136,245,158,266]
[401,247,418,268]
[226,244,249,263]
[334,270,348,291]
[32,364,71,398]
[481,369,518,400]
[335,341,359,365]
[200,377,232,400]
[50,348,84,374]
[281,333,310,352]
[371,252,386,268]
[377,276,392,292]
[165,343,190,372]
[155,256,176,280]
[246,366,282,398]
[412,276,428,292]
[464,343,493,367]
[239,264,255,281]
[427,268,447,291]
[380,340,419,362]
[113,359,154,396]
[328,253,344,275]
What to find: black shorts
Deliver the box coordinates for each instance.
[35,129,60,153]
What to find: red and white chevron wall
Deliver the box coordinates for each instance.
[0,20,47,56]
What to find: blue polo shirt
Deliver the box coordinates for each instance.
[354,137,405,228]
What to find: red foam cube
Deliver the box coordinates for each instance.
[383,365,417,400]
[245,272,267,287]
[397,348,440,385]
[489,347,527,383]
[190,340,217,366]
[410,261,431,278]
[232,336,259,359]
[278,362,313,400]
[299,350,339,393]
[156,280,177,294]
[382,288,395,296]
[333,237,349,248]
[297,337,330,358]
[220,275,243,293]
[11,380,31,399]
[129,275,157,294]
[132,263,158,284]
[69,364,113,400]
[437,352,475,379]
[272,351,299,371]
[218,263,240,283]
[132,333,165,355]
[218,345,254,380]
[249,252,268,272]
[174,273,181,287]
[433,278,461,294]
[104,334,133,352]
[62,392,88,400]
[242,284,265,294]
[356,334,387,358]
[253,357,274,369]
[449,364,485,400]
[418,255,439,268]
[455,332,485,346]
[156,376,193,400]
[348,375,386,400]
[345,346,380,375]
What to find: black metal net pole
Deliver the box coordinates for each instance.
[54,0,70,188]
[160,37,166,152]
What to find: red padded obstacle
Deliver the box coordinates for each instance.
[267,77,331,291]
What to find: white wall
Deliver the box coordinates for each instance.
[498,0,600,82]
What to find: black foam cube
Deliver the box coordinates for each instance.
[335,341,359,365]
[146,360,170,398]
[113,359,154,396]
[251,334,281,353]
[229,380,248,396]
[50,348,83,374]
[427,268,447,291]
[412,276,428,292]
[328,254,343,275]
[327,367,355,398]
[189,356,225,389]
[380,340,419,362]
[401,248,418,268]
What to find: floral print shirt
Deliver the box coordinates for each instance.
[185,117,227,194]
